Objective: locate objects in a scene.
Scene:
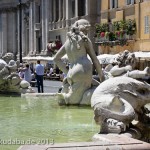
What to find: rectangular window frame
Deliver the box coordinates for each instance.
[126,0,134,5]
[110,0,118,9]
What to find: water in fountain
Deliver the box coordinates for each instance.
[0,96,99,150]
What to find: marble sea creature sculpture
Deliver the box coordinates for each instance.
[2,52,14,64]
[0,59,7,70]
[0,53,21,95]
[104,50,150,79]
[91,76,150,136]
[20,80,35,94]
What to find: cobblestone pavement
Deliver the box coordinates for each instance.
[32,79,62,93]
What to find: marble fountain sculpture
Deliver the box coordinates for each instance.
[54,19,104,105]
[0,53,34,95]
[54,19,150,141]
[91,50,150,141]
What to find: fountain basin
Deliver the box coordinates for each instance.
[0,96,98,150]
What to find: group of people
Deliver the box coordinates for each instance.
[18,60,44,93]
[45,64,69,81]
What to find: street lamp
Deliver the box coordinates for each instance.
[19,0,22,63]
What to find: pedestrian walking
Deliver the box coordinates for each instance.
[35,60,44,93]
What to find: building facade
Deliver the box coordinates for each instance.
[0,0,99,61]
[98,0,150,54]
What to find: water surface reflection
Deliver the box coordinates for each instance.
[0,96,98,150]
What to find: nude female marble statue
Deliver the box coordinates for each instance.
[53,19,104,105]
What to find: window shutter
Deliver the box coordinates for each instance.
[145,16,149,34]
[131,0,134,4]
[110,0,113,9]
[147,16,149,33]
[0,15,1,29]
[115,0,118,8]
[144,16,147,34]
[126,0,132,5]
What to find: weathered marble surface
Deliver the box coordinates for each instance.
[54,19,103,105]
[0,53,35,95]
[104,50,150,79]
[91,76,150,141]
[53,19,150,141]
[20,80,35,94]
[0,53,21,95]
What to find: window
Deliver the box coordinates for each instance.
[144,16,149,34]
[78,0,86,16]
[56,0,59,21]
[126,0,134,5]
[35,5,40,23]
[72,0,75,17]
[110,0,118,9]
[0,14,2,30]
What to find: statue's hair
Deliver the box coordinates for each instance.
[71,19,91,34]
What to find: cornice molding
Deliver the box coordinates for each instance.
[101,4,135,14]
[0,7,17,13]
[0,0,32,13]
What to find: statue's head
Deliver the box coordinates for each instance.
[8,60,17,72]
[72,19,91,35]
[2,53,14,64]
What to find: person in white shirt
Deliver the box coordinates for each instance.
[49,66,53,76]
[22,64,32,83]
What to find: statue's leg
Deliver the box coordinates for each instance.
[57,62,92,105]
[64,81,91,105]
[57,81,90,105]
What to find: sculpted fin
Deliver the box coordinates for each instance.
[109,95,124,112]
[123,90,137,97]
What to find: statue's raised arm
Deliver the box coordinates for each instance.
[84,37,104,82]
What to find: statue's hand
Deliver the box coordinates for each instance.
[6,73,21,85]
[6,73,18,80]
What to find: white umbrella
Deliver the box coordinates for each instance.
[134,52,150,58]
[97,54,119,64]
